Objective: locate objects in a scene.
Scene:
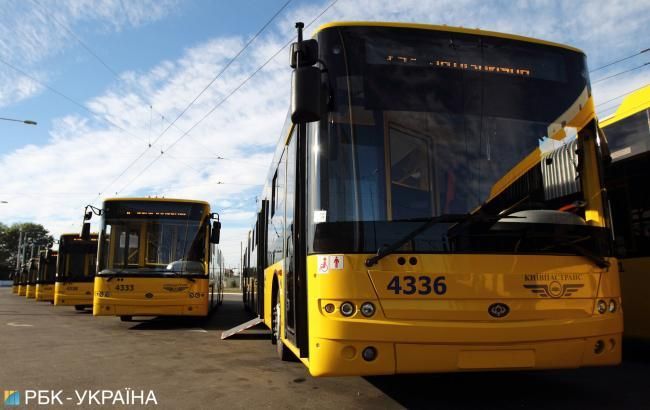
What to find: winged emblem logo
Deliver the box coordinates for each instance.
[524,281,584,298]
[163,284,189,292]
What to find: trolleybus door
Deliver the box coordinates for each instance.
[284,131,298,345]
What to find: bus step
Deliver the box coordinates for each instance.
[220,317,265,340]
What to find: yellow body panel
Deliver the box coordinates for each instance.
[314,21,584,54]
[54,282,94,306]
[619,257,650,339]
[299,254,621,376]
[600,85,650,339]
[35,284,55,302]
[18,285,26,296]
[93,276,214,317]
[263,260,284,329]
[25,284,36,299]
[600,84,650,127]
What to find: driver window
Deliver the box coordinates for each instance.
[388,125,434,220]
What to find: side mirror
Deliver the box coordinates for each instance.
[290,39,319,68]
[291,66,321,124]
[210,221,221,244]
[81,222,91,241]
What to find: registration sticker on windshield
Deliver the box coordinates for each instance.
[317,255,344,274]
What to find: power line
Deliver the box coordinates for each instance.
[30,0,121,78]
[595,84,648,108]
[0,57,146,142]
[113,0,340,195]
[86,0,294,202]
[590,48,650,73]
[149,0,293,149]
[592,62,649,84]
[26,0,225,201]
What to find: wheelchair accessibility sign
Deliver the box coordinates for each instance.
[318,255,344,273]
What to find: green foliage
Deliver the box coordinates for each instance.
[0,222,54,272]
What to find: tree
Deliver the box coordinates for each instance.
[0,223,54,276]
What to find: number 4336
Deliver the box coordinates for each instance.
[387,275,447,295]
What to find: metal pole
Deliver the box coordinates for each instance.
[15,230,23,272]
[240,241,243,290]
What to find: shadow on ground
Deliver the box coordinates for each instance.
[366,342,650,409]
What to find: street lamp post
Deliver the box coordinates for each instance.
[0,117,37,125]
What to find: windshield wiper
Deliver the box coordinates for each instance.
[539,236,610,269]
[104,270,130,282]
[366,214,487,267]
[365,213,517,267]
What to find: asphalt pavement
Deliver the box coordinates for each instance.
[0,288,648,409]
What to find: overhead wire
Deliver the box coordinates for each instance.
[78,0,294,202]
[0,57,147,143]
[148,0,293,149]
[592,62,649,84]
[590,48,650,73]
[595,84,648,108]
[113,0,340,195]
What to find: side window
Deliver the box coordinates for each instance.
[271,171,278,217]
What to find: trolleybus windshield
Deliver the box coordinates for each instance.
[57,238,97,282]
[37,252,57,283]
[98,201,208,276]
[309,26,608,256]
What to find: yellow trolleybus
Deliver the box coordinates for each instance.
[93,198,224,321]
[54,233,98,310]
[16,264,27,296]
[601,84,650,339]
[25,257,39,299]
[35,249,58,302]
[239,21,622,376]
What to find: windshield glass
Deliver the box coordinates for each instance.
[56,235,98,282]
[97,201,208,275]
[37,252,57,283]
[309,26,609,256]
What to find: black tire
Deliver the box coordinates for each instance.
[273,287,295,361]
[74,305,85,311]
[120,316,132,322]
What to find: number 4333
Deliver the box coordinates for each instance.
[387,275,447,295]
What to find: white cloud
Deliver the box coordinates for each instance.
[0,0,178,108]
[1,0,649,266]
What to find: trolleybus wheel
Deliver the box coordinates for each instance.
[120,316,132,322]
[273,288,294,361]
[74,305,84,311]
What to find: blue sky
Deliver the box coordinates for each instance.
[1,0,649,266]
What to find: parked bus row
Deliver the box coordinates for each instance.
[11,198,226,322]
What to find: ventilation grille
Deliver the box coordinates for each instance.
[541,139,581,200]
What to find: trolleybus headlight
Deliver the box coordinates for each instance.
[340,302,355,317]
[362,346,377,361]
[608,299,617,313]
[597,300,607,314]
[360,302,375,317]
[324,303,335,314]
